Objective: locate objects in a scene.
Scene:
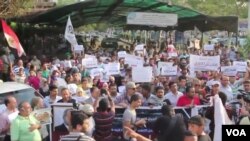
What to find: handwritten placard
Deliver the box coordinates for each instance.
[233,61,247,72]
[105,63,120,75]
[82,58,98,68]
[90,68,103,78]
[221,66,237,76]
[125,54,144,67]
[160,65,177,76]
[64,60,72,68]
[157,62,173,76]
[135,44,144,51]
[190,55,220,71]
[118,51,127,58]
[85,54,96,58]
[204,44,214,51]
[74,44,84,51]
[132,67,153,82]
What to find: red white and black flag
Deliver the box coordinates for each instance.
[1,20,25,57]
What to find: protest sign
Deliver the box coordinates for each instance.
[73,44,84,51]
[118,51,127,58]
[125,54,144,67]
[160,65,177,76]
[85,54,96,58]
[204,44,214,51]
[32,108,52,125]
[105,63,120,75]
[100,70,109,82]
[82,57,98,68]
[132,67,153,82]
[190,55,220,71]
[51,103,73,128]
[157,62,173,75]
[64,60,72,68]
[135,44,144,51]
[90,68,103,78]
[233,61,247,72]
[221,66,237,76]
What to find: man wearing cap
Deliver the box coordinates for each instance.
[188,115,211,141]
[78,104,95,137]
[211,81,220,96]
[115,81,137,107]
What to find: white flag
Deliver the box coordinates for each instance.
[64,16,78,45]
[213,94,233,141]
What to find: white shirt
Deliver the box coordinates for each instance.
[220,85,234,101]
[164,91,183,106]
[43,95,62,108]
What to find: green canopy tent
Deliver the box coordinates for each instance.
[9,0,238,32]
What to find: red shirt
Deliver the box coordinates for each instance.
[176,95,201,107]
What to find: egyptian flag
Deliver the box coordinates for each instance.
[1,20,25,57]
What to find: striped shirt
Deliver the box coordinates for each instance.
[60,132,95,141]
[93,111,115,141]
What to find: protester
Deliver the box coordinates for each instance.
[123,94,146,141]
[53,109,72,141]
[164,81,183,106]
[188,115,211,141]
[78,104,95,137]
[0,96,18,141]
[11,101,41,141]
[58,87,76,103]
[60,111,95,141]
[30,97,49,141]
[177,86,201,107]
[93,95,115,141]
[84,86,101,105]
[43,85,62,108]
[115,81,137,107]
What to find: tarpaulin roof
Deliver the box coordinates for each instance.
[9,0,238,32]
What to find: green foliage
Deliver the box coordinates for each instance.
[77,23,109,32]
[57,0,79,7]
[173,0,248,18]
[239,37,250,59]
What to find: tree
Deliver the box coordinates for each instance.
[173,0,248,18]
[0,0,34,19]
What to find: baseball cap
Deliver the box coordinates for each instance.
[126,81,136,89]
[211,80,220,86]
[78,104,94,116]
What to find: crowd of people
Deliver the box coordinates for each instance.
[0,38,250,141]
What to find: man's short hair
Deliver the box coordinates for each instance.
[71,111,89,129]
[168,81,177,88]
[129,94,141,104]
[243,80,250,84]
[49,85,58,91]
[155,86,164,93]
[90,86,98,93]
[178,76,187,81]
[188,115,205,126]
[4,96,12,106]
[141,83,151,92]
